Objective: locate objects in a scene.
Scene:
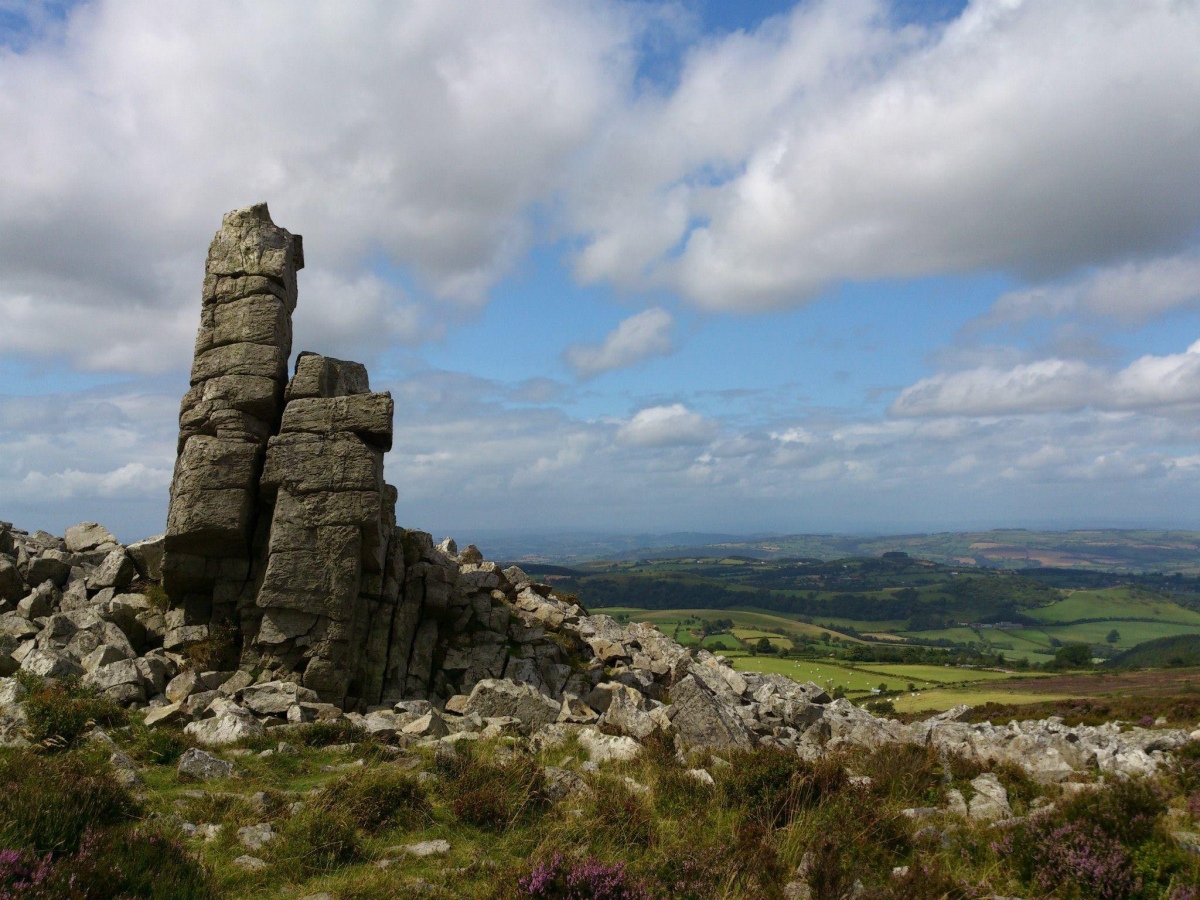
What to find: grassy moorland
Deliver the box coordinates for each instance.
[4,676,1200,899]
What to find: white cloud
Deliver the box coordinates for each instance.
[892,341,1200,417]
[0,0,634,370]
[564,308,674,377]
[616,403,717,447]
[976,252,1200,328]
[572,0,1200,310]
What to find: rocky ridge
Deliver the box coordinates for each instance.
[1,204,1193,787]
[0,517,1192,783]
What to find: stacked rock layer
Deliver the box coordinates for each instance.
[164,205,418,708]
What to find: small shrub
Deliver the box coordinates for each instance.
[519,854,648,900]
[142,583,170,612]
[0,750,135,855]
[1058,778,1164,846]
[0,848,53,895]
[17,674,127,750]
[1029,821,1141,899]
[179,620,239,672]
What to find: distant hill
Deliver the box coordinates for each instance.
[482,528,1200,573]
[1110,634,1200,669]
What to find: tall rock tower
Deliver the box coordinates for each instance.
[163,204,419,706]
[163,204,301,632]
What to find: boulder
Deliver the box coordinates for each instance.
[126,535,165,581]
[463,679,561,732]
[20,648,85,679]
[401,711,449,738]
[967,773,1013,822]
[241,680,319,716]
[64,522,118,553]
[599,684,658,740]
[17,586,54,620]
[178,747,234,780]
[576,726,641,764]
[23,556,69,588]
[0,557,23,604]
[238,823,276,851]
[87,550,137,591]
[397,839,451,858]
[185,709,265,746]
[144,702,186,727]
[668,675,754,752]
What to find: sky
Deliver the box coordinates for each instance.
[3,0,1200,545]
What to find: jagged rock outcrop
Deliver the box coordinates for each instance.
[162,204,413,708]
[1,517,1196,782]
[2,204,1197,785]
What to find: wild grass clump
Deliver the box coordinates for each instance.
[0,750,135,855]
[439,742,548,831]
[319,765,431,833]
[716,745,846,827]
[271,805,361,874]
[293,718,369,748]
[854,743,943,806]
[16,673,127,750]
[124,722,195,766]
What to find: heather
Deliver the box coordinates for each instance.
[3,717,1199,900]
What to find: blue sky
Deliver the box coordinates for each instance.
[3,0,1200,546]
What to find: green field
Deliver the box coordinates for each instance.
[724,655,1029,698]
[731,628,793,650]
[849,663,1030,685]
[727,656,927,692]
[890,686,1076,713]
[1026,587,1200,625]
[594,607,864,643]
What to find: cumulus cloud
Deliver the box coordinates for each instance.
[564,308,674,378]
[0,0,634,370]
[572,0,1200,310]
[892,341,1200,417]
[616,403,717,447]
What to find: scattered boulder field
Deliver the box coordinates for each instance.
[1,517,1193,783]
